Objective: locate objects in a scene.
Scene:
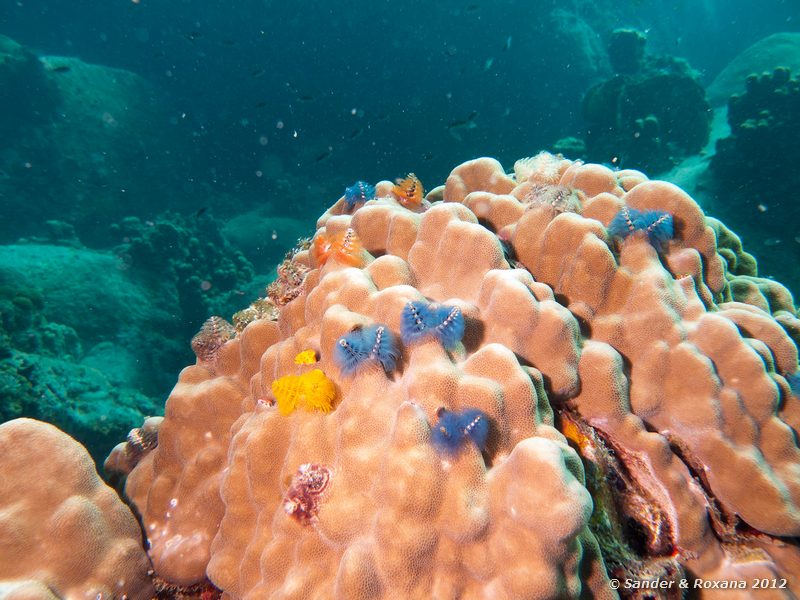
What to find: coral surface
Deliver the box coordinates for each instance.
[0,418,153,599]
[112,153,800,598]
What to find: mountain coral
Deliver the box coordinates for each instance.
[111,152,800,599]
[0,418,154,599]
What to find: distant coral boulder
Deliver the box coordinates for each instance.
[582,31,710,173]
[0,36,193,245]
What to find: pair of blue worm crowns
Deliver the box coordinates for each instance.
[333,299,466,376]
[332,300,487,455]
[607,205,674,252]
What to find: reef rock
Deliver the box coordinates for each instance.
[582,30,710,173]
[0,36,191,245]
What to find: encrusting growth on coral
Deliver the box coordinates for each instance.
[334,324,400,375]
[283,463,333,525]
[344,180,376,210]
[392,172,424,208]
[313,227,365,267]
[232,238,311,331]
[400,299,465,350]
[608,205,674,251]
[271,368,336,415]
[431,407,490,455]
[190,316,235,364]
[522,183,584,214]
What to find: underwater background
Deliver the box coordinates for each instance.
[1,0,799,464]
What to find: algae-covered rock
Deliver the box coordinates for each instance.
[0,36,193,245]
[111,212,260,327]
[0,34,57,134]
[0,244,182,462]
[0,350,160,463]
[0,244,176,346]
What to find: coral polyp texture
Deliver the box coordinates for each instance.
[115,152,800,599]
[0,418,153,599]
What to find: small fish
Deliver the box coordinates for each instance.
[764,237,782,246]
[48,65,71,73]
[349,128,363,139]
[447,111,478,141]
[315,148,333,162]
[483,57,494,71]
[193,206,209,218]
[503,36,512,51]
[297,94,315,102]
[254,100,268,108]
[251,68,266,78]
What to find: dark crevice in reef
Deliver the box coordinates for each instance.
[662,432,740,542]
[561,409,800,597]
[152,575,222,600]
[557,410,685,598]
[663,431,800,587]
